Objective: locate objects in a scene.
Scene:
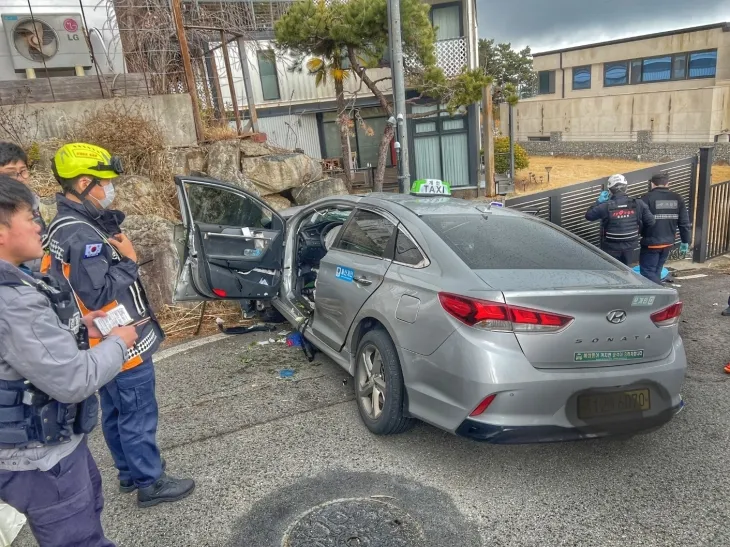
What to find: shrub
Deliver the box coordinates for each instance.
[493,136,529,174]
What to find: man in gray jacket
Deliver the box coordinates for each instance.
[0,175,137,547]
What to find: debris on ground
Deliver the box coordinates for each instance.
[278,369,295,379]
[286,332,305,348]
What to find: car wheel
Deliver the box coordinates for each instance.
[355,329,415,435]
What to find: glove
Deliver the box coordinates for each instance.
[597,190,610,204]
[679,243,689,256]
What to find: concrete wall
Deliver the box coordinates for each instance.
[502,84,730,142]
[0,94,197,148]
[0,0,125,79]
[519,139,730,165]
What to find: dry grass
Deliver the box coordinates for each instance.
[514,156,730,196]
[157,301,252,345]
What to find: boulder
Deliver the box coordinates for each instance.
[240,139,275,157]
[168,147,208,176]
[39,197,57,226]
[121,214,179,313]
[206,139,241,182]
[187,148,207,174]
[112,174,159,216]
[262,193,291,211]
[291,177,348,205]
[241,153,323,195]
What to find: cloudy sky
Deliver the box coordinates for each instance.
[477,0,730,53]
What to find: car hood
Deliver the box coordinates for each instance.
[473,269,660,291]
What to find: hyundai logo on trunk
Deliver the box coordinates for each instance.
[606,310,627,324]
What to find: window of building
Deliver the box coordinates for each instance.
[320,108,394,169]
[689,51,717,79]
[672,54,687,79]
[257,50,281,101]
[604,61,629,86]
[430,5,461,41]
[572,66,591,90]
[605,49,717,87]
[411,104,470,187]
[538,70,555,94]
[642,56,672,82]
[630,60,642,84]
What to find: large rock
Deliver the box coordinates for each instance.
[262,193,291,211]
[168,147,208,176]
[121,214,179,313]
[241,153,322,195]
[207,140,241,182]
[39,197,57,226]
[240,139,275,157]
[113,174,159,215]
[291,177,348,205]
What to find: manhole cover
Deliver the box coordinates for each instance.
[282,497,425,547]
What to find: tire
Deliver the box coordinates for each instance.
[354,329,415,435]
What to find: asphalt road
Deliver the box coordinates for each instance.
[13,268,730,547]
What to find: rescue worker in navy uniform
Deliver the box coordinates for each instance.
[585,173,655,265]
[44,143,194,508]
[0,142,45,273]
[639,172,691,284]
[0,175,139,546]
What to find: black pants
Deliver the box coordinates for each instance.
[604,249,634,266]
[639,247,671,284]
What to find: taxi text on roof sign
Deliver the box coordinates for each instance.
[411,179,451,196]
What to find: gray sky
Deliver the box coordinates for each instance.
[476,0,730,53]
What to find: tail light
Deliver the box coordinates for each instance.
[651,301,683,327]
[438,293,573,333]
[470,394,496,416]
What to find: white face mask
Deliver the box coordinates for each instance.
[95,183,115,209]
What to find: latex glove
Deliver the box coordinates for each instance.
[597,190,610,204]
[679,243,689,256]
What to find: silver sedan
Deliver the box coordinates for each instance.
[173,176,686,443]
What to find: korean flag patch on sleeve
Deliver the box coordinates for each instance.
[84,243,103,258]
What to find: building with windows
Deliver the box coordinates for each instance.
[213,0,480,187]
[501,23,730,143]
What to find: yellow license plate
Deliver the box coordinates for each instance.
[577,389,651,420]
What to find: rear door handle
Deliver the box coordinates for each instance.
[354,276,372,286]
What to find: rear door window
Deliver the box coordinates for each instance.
[422,214,619,270]
[336,210,395,258]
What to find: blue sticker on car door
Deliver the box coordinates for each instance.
[335,266,354,282]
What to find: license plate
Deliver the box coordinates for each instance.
[578,389,651,420]
[574,350,644,362]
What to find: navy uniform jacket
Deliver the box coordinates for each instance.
[44,194,164,370]
[585,192,656,251]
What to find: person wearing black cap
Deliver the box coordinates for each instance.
[639,173,691,284]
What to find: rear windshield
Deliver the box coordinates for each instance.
[422,214,619,270]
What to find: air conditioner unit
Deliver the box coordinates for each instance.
[1,13,92,72]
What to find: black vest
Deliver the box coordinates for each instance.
[0,268,97,448]
[604,199,640,244]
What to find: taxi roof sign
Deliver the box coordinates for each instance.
[410,179,451,196]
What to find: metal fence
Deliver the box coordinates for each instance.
[703,179,730,260]
[505,156,699,261]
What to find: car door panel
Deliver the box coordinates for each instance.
[173,176,285,302]
[313,250,391,350]
[311,208,397,351]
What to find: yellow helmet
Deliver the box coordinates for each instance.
[51,143,123,181]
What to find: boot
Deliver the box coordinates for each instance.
[119,458,166,494]
[722,307,730,317]
[137,475,195,508]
